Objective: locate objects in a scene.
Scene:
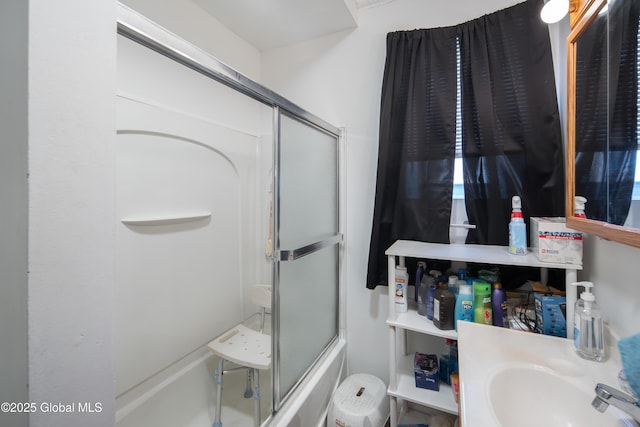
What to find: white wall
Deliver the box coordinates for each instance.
[580,237,640,339]
[27,1,116,426]
[119,0,261,81]
[0,2,28,427]
[260,0,640,383]
[24,1,263,426]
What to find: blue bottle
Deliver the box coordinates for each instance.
[508,195,527,255]
[454,281,474,330]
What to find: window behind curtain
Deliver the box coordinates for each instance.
[451,39,471,245]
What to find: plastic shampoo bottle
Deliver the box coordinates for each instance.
[394,266,408,313]
[508,195,527,255]
[417,273,429,316]
[473,280,492,325]
[491,282,507,327]
[414,261,426,302]
[426,270,440,320]
[454,281,474,330]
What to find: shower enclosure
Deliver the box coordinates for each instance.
[115,4,343,427]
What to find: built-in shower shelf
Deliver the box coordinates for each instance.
[120,212,211,226]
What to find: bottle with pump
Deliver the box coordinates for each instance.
[394,266,408,313]
[508,195,527,255]
[574,196,587,219]
[571,281,605,361]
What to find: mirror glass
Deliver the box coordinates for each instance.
[569,0,640,244]
[605,0,640,228]
[574,5,609,223]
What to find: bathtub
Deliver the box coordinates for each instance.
[269,338,346,427]
[116,338,346,427]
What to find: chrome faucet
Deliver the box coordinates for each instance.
[592,383,640,423]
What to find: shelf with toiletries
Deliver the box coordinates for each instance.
[390,346,458,415]
[385,240,583,427]
[387,301,457,340]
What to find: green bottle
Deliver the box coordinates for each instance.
[473,280,492,325]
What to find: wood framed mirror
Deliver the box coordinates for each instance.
[566,0,640,248]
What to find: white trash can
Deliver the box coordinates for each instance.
[327,373,388,427]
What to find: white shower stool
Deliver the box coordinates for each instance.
[207,284,271,427]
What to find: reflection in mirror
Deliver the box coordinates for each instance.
[574,7,609,223]
[607,0,639,227]
[574,0,640,228]
[568,0,640,247]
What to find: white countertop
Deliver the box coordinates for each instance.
[457,321,637,427]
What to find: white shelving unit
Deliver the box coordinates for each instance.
[385,240,582,427]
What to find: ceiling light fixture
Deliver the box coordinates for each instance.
[540,0,571,24]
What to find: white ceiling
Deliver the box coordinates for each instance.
[193,0,392,51]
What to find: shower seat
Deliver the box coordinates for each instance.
[207,284,271,427]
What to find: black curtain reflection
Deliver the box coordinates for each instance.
[460,0,564,246]
[608,0,639,225]
[574,9,608,222]
[575,0,639,225]
[366,28,458,289]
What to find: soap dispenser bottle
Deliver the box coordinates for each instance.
[572,281,605,362]
[508,195,527,255]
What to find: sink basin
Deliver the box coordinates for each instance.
[489,366,620,427]
[457,321,638,427]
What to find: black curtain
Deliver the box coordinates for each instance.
[366,28,458,289]
[460,0,565,247]
[367,0,565,289]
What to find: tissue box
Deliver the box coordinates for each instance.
[530,217,583,265]
[414,353,439,391]
[534,293,566,338]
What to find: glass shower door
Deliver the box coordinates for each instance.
[273,111,341,410]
